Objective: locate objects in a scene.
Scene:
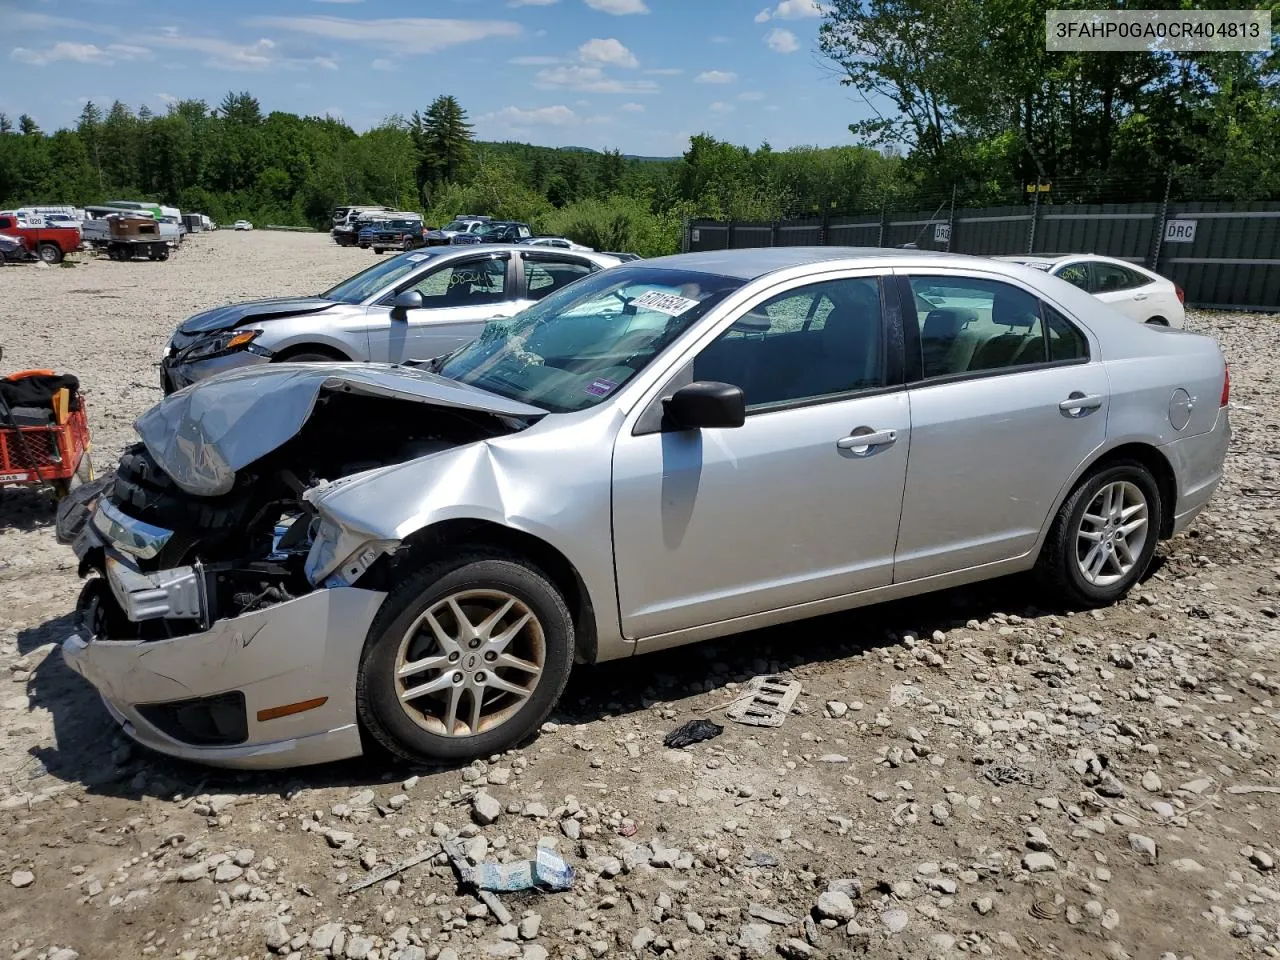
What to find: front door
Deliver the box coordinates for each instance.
[611,273,910,639]
[367,254,521,364]
[895,271,1107,581]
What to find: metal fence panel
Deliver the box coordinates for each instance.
[776,218,822,246]
[954,206,1032,256]
[1158,201,1280,311]
[826,217,880,247]
[1035,203,1159,261]
[684,202,1279,309]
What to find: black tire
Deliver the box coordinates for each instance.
[274,348,346,364]
[357,550,575,764]
[37,243,63,265]
[372,247,384,255]
[1036,459,1162,607]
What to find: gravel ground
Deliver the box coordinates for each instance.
[0,231,1278,960]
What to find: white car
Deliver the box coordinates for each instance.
[234,220,254,231]
[997,255,1185,328]
[520,236,595,252]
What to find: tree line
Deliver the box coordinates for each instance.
[0,91,916,256]
[0,1,1274,257]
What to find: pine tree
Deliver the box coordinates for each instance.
[415,95,473,197]
[78,101,105,190]
[597,148,625,195]
[18,114,40,136]
[0,113,12,134]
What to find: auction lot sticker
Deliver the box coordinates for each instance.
[632,290,700,316]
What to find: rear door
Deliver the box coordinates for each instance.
[1086,260,1150,322]
[367,253,521,363]
[516,252,603,308]
[894,270,1107,581]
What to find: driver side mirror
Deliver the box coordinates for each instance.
[390,289,423,320]
[663,381,746,431]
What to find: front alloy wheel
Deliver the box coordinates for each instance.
[357,550,574,763]
[394,589,545,737]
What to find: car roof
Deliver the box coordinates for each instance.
[640,247,1028,281]
[426,244,618,264]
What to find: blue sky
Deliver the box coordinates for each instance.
[0,0,876,156]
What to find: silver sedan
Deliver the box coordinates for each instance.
[159,245,623,393]
[59,248,1229,769]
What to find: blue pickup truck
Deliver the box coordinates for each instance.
[357,214,427,254]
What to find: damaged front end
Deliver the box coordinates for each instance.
[56,362,545,768]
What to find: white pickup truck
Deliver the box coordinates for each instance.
[82,206,181,249]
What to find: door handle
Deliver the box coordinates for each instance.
[1059,393,1104,417]
[1133,293,1148,301]
[837,429,897,453]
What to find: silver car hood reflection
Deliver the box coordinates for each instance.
[134,362,547,498]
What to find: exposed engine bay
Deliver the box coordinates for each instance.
[58,374,540,641]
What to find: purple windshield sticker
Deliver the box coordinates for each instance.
[586,377,618,397]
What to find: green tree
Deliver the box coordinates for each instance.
[0,114,11,135]
[18,115,40,136]
[596,148,625,195]
[413,95,474,199]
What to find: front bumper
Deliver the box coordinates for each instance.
[160,349,269,393]
[1162,405,1231,536]
[62,585,387,769]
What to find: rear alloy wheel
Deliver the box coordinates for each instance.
[37,243,63,265]
[357,551,574,763]
[1037,460,1161,607]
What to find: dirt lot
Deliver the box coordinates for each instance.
[0,231,1278,960]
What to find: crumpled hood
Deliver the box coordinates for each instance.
[178,297,338,335]
[134,362,546,498]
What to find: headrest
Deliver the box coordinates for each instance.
[922,309,965,341]
[822,305,874,358]
[992,293,1039,329]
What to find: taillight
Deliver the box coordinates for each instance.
[1175,284,1186,305]
[1220,365,1230,407]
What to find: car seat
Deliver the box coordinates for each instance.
[969,293,1040,371]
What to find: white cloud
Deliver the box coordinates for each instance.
[248,16,522,54]
[156,92,178,105]
[371,58,395,70]
[755,0,823,20]
[620,101,645,112]
[578,37,637,68]
[314,56,339,69]
[643,67,682,75]
[146,34,282,71]
[583,0,650,14]
[710,101,734,113]
[739,91,766,101]
[695,69,736,83]
[482,104,583,127]
[766,28,799,52]
[535,63,658,93]
[6,11,103,33]
[10,41,152,66]
[710,35,731,43]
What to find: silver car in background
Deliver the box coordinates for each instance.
[60,248,1229,770]
[159,245,622,393]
